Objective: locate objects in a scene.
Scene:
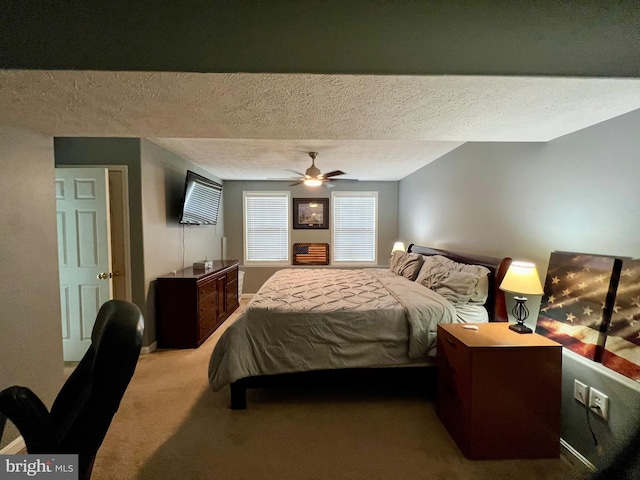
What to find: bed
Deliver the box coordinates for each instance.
[208,244,512,409]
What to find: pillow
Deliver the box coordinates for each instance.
[431,270,479,305]
[469,275,489,304]
[388,251,424,281]
[415,256,451,288]
[416,255,491,304]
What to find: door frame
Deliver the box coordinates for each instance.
[106,166,133,302]
[58,164,132,302]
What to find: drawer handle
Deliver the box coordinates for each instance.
[446,337,457,347]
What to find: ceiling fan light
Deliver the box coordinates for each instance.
[304,178,322,187]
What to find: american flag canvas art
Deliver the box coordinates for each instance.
[602,259,640,381]
[535,252,621,361]
[292,243,329,265]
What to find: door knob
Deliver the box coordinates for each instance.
[97,272,109,280]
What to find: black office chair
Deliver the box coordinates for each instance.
[0,300,144,480]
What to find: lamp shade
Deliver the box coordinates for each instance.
[391,242,406,253]
[499,261,544,295]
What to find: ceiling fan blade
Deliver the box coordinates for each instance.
[328,178,358,183]
[289,181,303,186]
[284,169,306,176]
[322,170,346,178]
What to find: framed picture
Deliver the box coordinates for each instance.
[293,243,329,265]
[293,198,329,229]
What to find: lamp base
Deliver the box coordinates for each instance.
[509,323,533,334]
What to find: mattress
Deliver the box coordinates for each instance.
[208,268,461,391]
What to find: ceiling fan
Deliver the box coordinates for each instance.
[286,152,356,187]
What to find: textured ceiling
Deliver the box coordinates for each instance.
[2,70,640,180]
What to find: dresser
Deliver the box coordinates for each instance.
[436,323,562,460]
[156,261,239,348]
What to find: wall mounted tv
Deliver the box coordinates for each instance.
[179,170,222,225]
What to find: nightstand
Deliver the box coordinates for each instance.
[436,323,562,460]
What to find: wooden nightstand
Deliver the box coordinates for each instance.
[436,323,562,460]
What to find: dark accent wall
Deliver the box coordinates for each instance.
[1,1,639,77]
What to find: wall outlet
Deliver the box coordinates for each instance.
[589,387,609,420]
[574,380,589,406]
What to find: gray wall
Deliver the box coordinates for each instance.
[398,108,640,468]
[140,140,224,346]
[0,125,64,449]
[223,180,398,293]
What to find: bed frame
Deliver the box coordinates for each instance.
[229,245,512,409]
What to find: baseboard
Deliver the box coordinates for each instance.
[0,435,25,454]
[241,294,254,300]
[561,438,596,474]
[140,341,157,355]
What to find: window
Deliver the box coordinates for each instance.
[243,191,290,264]
[331,191,378,264]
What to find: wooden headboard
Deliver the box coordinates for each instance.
[407,244,512,322]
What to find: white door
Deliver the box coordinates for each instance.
[55,167,113,361]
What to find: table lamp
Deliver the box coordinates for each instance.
[391,242,406,254]
[499,261,544,333]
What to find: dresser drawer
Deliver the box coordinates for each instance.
[438,329,471,380]
[198,294,217,319]
[227,280,238,302]
[197,278,217,300]
[199,312,219,338]
[437,326,472,424]
[436,374,470,453]
[226,267,237,283]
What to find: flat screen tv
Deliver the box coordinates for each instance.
[179,170,222,225]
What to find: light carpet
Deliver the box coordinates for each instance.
[92,300,582,480]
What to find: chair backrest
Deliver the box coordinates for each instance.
[50,300,144,476]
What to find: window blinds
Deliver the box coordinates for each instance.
[332,192,377,263]
[244,192,290,263]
